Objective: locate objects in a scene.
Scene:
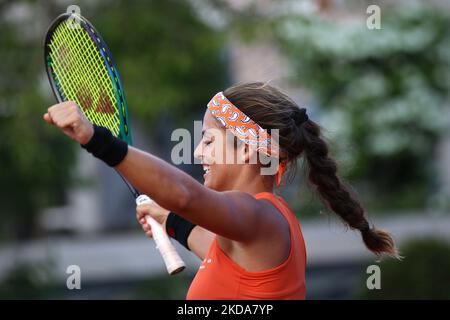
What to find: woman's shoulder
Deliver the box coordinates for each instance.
[254,192,291,217]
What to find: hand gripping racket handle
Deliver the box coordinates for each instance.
[136,195,186,275]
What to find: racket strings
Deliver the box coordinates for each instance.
[48,20,120,136]
[50,24,118,132]
[51,23,116,123]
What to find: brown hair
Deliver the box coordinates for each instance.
[223,82,399,259]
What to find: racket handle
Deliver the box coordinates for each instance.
[136,194,186,275]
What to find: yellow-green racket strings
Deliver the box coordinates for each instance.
[47,20,121,137]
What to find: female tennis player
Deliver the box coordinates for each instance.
[44,82,398,299]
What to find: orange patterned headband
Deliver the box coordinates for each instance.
[207,92,280,158]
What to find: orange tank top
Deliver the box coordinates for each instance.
[186,192,307,300]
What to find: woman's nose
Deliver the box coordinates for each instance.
[194,142,203,161]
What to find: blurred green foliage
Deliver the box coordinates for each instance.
[93,0,226,128]
[0,8,77,240]
[0,0,226,241]
[0,268,192,299]
[0,259,57,299]
[276,5,450,211]
[356,237,450,299]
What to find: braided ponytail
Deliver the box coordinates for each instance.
[223,81,399,259]
[299,120,398,258]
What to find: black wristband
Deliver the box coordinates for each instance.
[166,212,197,251]
[81,125,128,167]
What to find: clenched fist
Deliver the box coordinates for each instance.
[43,101,94,145]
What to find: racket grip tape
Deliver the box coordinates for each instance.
[136,195,186,275]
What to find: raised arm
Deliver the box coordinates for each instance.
[44,102,272,243]
[116,146,261,242]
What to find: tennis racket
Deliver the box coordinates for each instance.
[44,12,185,275]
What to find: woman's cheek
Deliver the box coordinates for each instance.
[210,142,224,164]
[204,141,227,164]
[207,145,213,161]
[203,144,215,164]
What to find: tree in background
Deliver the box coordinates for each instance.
[0,2,77,240]
[275,4,450,211]
[0,0,226,241]
[356,237,450,299]
[94,0,227,128]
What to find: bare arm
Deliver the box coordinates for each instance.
[116,146,264,242]
[187,226,215,260]
[44,101,274,243]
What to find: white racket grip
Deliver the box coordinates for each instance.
[136,194,186,275]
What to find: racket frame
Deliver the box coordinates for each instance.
[44,13,186,275]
